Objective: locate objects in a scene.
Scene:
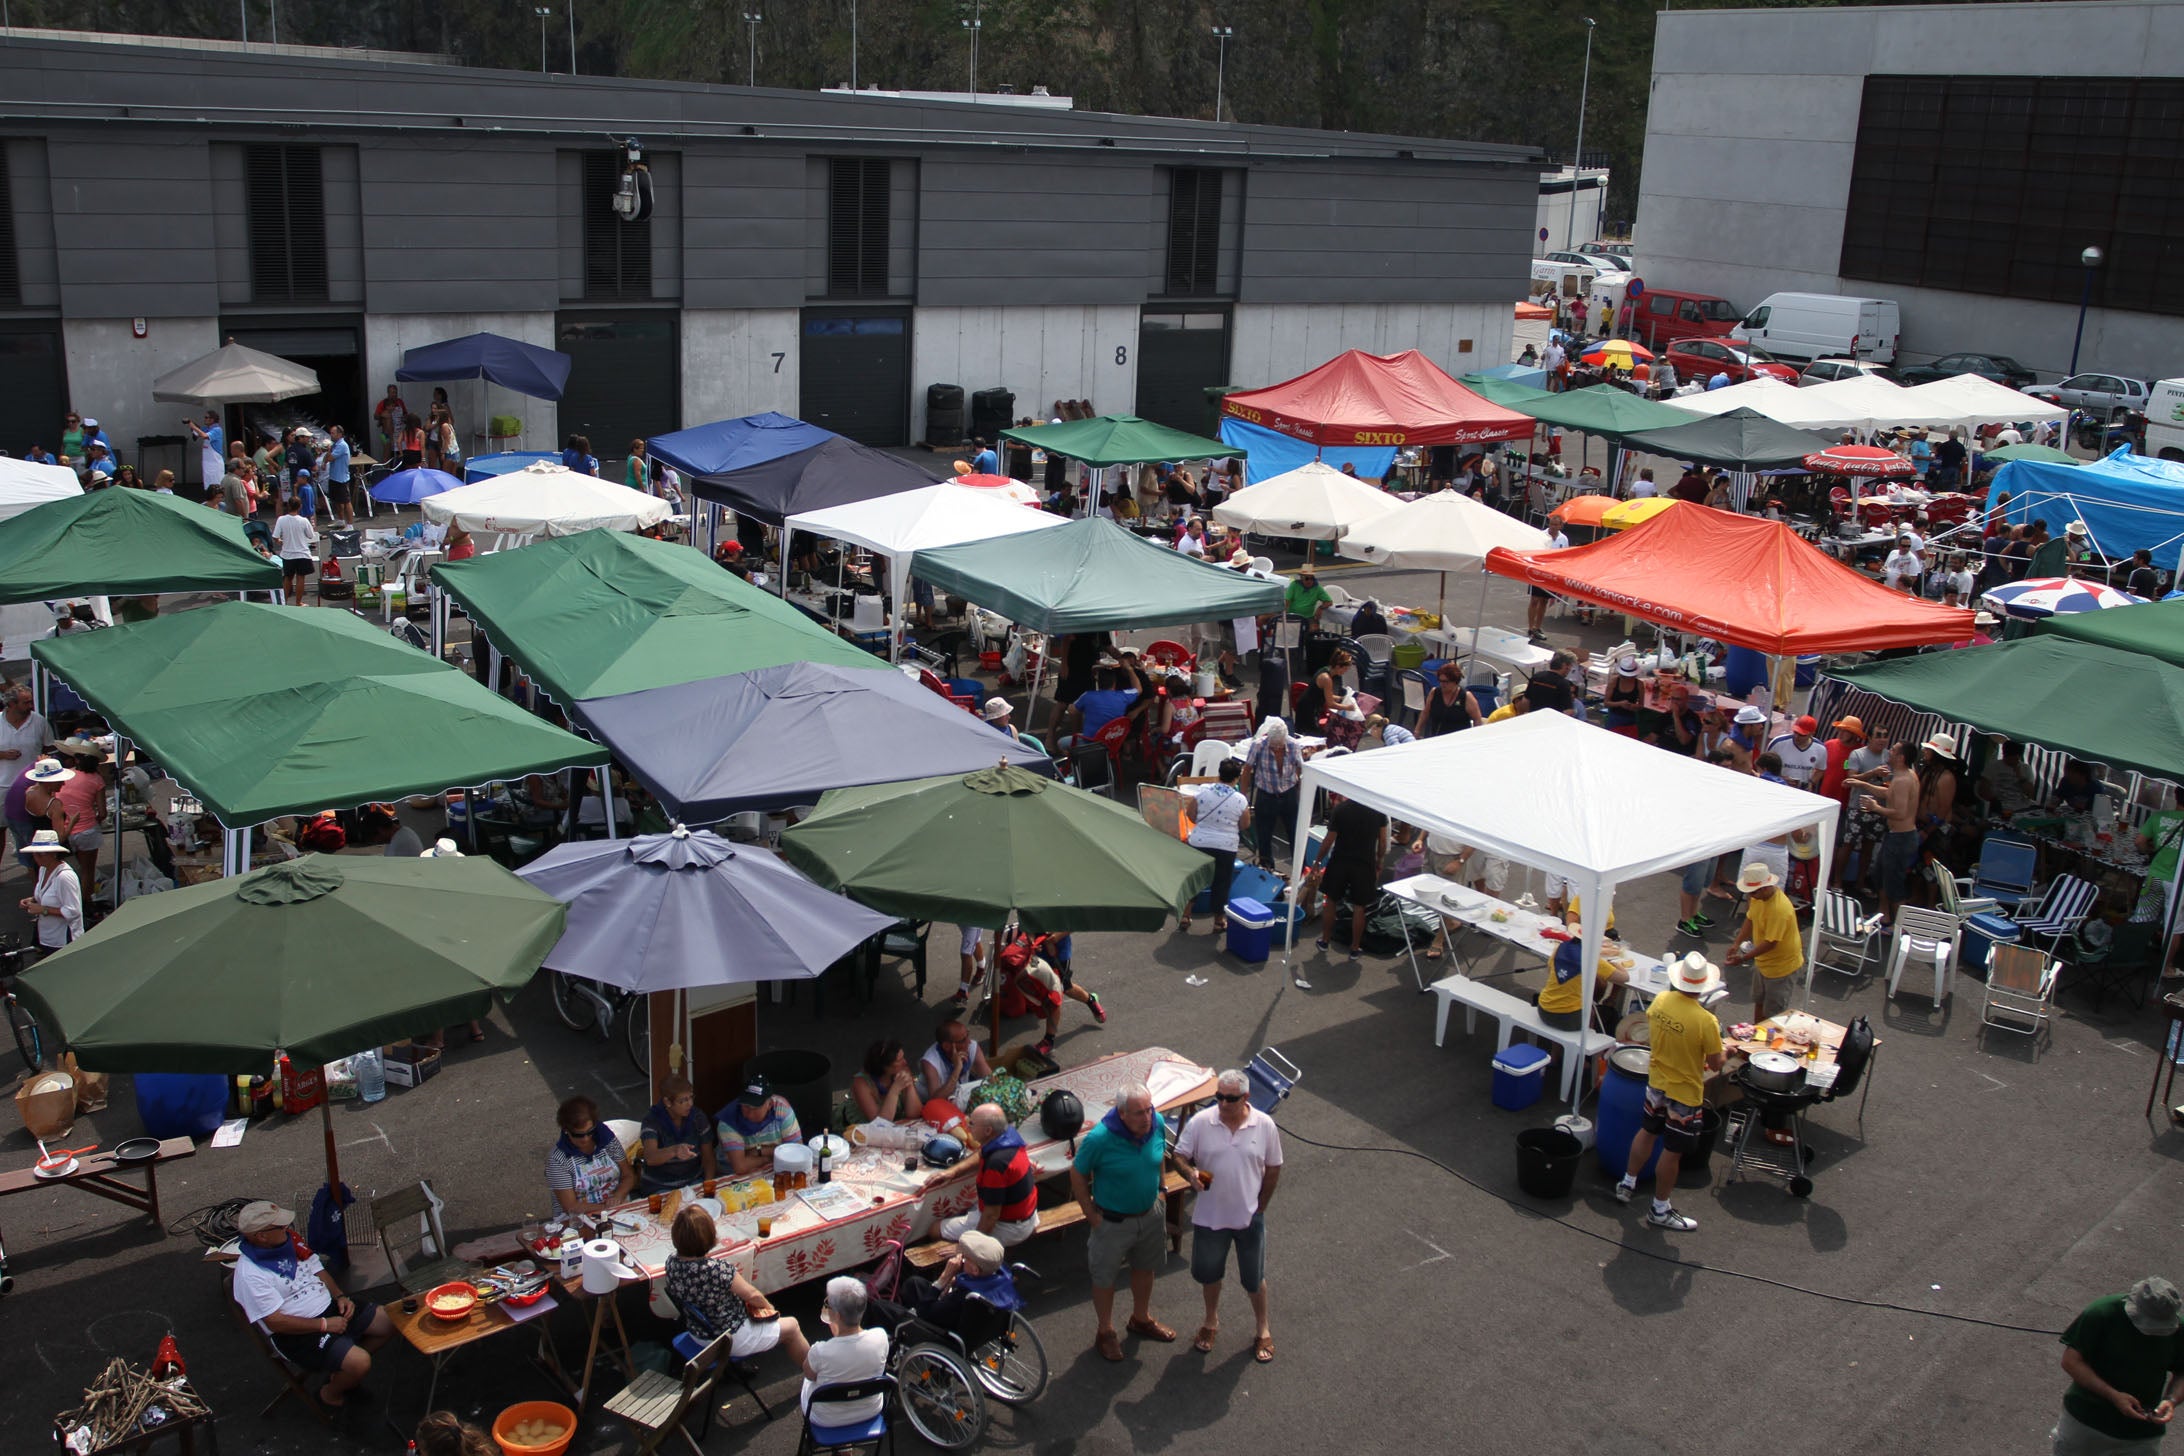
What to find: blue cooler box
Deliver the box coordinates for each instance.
[1225,897,1278,963]
[1960,911,2020,975]
[1491,1044,1553,1112]
[1194,863,1283,916]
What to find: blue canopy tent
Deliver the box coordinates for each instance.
[1990,450,2184,572]
[463,451,559,483]
[647,412,835,480]
[395,332,572,400]
[1217,417,1396,486]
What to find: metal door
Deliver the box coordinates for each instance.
[555,312,681,473]
[1135,309,1230,436]
[799,310,910,447]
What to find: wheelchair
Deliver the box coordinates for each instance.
[873,1257,1050,1449]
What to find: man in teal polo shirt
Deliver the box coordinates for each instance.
[1070,1081,1176,1361]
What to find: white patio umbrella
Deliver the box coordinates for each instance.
[421,460,673,538]
[1337,489,1554,664]
[1212,460,1400,539]
[151,340,320,405]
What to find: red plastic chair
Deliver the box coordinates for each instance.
[1143,639,1197,672]
[1827,486,1852,521]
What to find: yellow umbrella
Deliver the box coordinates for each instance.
[1601,496,1683,531]
[1578,339,1654,369]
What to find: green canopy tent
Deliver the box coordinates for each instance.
[1460,375,1556,413]
[0,488,281,604]
[1616,407,1839,471]
[32,602,605,880]
[1514,384,1702,489]
[1830,636,2184,784]
[430,529,877,705]
[998,415,1238,515]
[2038,598,2184,667]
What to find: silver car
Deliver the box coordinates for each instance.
[1801,357,1894,386]
[2037,372,2149,421]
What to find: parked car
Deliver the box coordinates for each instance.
[1547,249,1628,281]
[1801,357,1896,385]
[1577,242,1635,272]
[1666,336,1801,386]
[2031,372,2151,421]
[1894,352,2038,389]
[1630,288,1744,349]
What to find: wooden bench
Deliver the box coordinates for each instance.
[906,1169,1193,1270]
[1430,972,1614,1100]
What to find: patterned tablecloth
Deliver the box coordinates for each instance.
[488,1046,1215,1298]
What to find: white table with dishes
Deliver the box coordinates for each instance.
[1380,873,1670,1010]
[1412,625,1555,674]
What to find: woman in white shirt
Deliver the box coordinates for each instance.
[803,1278,890,1427]
[18,830,82,954]
[1179,758,1252,934]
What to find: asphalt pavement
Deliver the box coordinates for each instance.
[2,562,2180,1455]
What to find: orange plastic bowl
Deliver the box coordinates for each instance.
[493,1400,578,1456]
[423,1280,479,1321]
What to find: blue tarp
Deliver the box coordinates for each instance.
[1473,363,1553,388]
[464,451,559,483]
[1218,417,1397,487]
[395,332,573,401]
[1990,450,2184,572]
[648,413,836,482]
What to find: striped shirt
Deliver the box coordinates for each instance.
[1245,735,1303,794]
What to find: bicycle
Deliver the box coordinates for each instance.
[1,935,47,1074]
[546,972,649,1076]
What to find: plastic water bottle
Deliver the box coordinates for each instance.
[354,1047,387,1104]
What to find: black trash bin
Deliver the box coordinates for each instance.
[740,1050,833,1141]
[1679,1106,1727,1183]
[1515,1127,1584,1199]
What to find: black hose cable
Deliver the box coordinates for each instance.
[1279,1123,2066,1337]
[167,1198,252,1247]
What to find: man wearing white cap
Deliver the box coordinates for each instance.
[0,684,51,859]
[231,1199,392,1411]
[1614,953,1724,1232]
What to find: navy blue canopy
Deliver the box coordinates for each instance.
[396,332,573,401]
[684,436,943,527]
[573,660,1051,819]
[647,412,835,481]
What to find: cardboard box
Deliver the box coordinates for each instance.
[383,1043,441,1089]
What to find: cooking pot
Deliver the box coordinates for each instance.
[1744,1050,1807,1095]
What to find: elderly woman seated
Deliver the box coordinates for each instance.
[865,1229,1023,1340]
[546,1095,635,1218]
[663,1204,810,1365]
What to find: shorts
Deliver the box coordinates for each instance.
[1462,853,1509,895]
[1537,1003,1584,1032]
[1680,857,1717,896]
[1318,857,1380,908]
[1879,829,1920,900]
[1529,585,1553,601]
[281,557,312,578]
[1639,1089,1704,1154]
[1190,1212,1267,1293]
[270,1299,381,1373]
[1543,873,1568,901]
[1753,970,1797,1021]
[959,926,986,958]
[940,1210,1038,1246]
[68,828,102,858]
[1085,1206,1166,1286]
[728,1318,783,1360]
[2050,1407,2164,1455]
[326,480,352,505]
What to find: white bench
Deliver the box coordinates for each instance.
[1431,972,1615,1101]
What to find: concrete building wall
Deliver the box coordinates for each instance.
[1240,164,1536,307]
[909,305,1141,443]
[1634,1,2184,381]
[682,308,801,426]
[62,316,221,451]
[1228,302,1509,393]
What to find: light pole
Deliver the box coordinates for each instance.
[1211,26,1234,121]
[2068,244,2103,377]
[963,2,981,97]
[1568,16,1596,251]
[742,11,762,88]
[535,7,551,74]
[568,0,577,74]
[851,0,858,89]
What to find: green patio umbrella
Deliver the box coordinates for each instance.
[15,854,568,1192]
[1983,442,2082,466]
[780,763,1213,1044]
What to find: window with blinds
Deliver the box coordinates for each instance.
[826,158,891,299]
[1164,168,1223,297]
[0,149,18,306]
[581,150,653,301]
[244,145,327,303]
[1840,75,2184,318]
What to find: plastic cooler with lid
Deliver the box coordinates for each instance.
[1490,1043,1552,1111]
[1224,897,1278,963]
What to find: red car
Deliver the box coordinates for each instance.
[1664,336,1800,386]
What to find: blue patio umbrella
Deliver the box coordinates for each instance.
[370,467,464,505]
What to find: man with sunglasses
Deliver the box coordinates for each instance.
[1171,1070,1283,1364]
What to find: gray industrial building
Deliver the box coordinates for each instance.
[0,30,1539,481]
[1633,1,2184,383]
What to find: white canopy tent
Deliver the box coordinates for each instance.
[1661,377,1807,421]
[1782,375,1939,433]
[151,339,320,404]
[1334,487,1553,647]
[1287,711,1840,1108]
[1899,375,2068,431]
[420,461,673,538]
[0,457,82,525]
[1212,460,1399,540]
[782,483,1069,660]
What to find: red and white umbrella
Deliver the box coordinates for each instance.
[951,472,1044,507]
[1802,444,1918,478]
[1981,576,2144,619]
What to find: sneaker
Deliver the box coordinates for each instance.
[1035,1035,1055,1058]
[1086,991,1107,1025]
[1676,916,1704,938]
[1646,1205,1698,1232]
[1347,946,1361,961]
[1690,912,1715,929]
[1613,1178,1637,1205]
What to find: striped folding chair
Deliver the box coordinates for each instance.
[1813,890,1884,982]
[2014,875,2098,953]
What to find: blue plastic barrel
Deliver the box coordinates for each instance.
[133,1072,230,1140]
[1595,1052,1663,1181]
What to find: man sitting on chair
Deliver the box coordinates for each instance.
[231,1200,393,1413]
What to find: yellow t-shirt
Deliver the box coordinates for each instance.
[1484,703,1520,723]
[1644,989,1723,1107]
[1538,939,1616,1015]
[1747,890,1803,981]
[1565,894,1617,933]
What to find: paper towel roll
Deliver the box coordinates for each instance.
[581,1238,622,1295]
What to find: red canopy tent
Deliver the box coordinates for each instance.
[1219,348,1536,449]
[1483,506,1975,654]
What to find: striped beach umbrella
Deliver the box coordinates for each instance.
[1981,576,2144,620]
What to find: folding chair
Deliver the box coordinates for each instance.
[1066,741,1115,800]
[371,1180,468,1296]
[1813,890,1885,982]
[1244,1047,1301,1116]
[605,1328,731,1454]
[672,1328,778,1422]
[1885,905,1961,1005]
[2014,874,2098,954]
[1962,833,2038,911]
[1981,943,2060,1043]
[228,1289,331,1424]
[2064,919,2163,1011]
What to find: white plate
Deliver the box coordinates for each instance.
[33,1157,78,1179]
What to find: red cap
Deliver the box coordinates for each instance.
[1793,715,1818,734]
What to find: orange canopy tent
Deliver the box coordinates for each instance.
[1484,506,1975,655]
[1219,348,1536,449]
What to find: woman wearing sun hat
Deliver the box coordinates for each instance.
[19,754,73,872]
[17,828,82,954]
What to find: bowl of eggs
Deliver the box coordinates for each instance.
[493,1401,577,1456]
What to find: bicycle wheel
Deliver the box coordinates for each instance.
[8,994,44,1074]
[623,992,651,1076]
[547,972,597,1033]
[896,1344,985,1450]
[969,1309,1048,1405]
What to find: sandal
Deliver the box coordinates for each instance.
[1193,1325,1218,1353]
[1254,1334,1275,1363]
[1425,947,1443,961]
[1212,918,1228,933]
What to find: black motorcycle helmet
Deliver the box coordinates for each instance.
[1039,1088,1085,1141]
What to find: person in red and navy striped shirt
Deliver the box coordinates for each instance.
[942,1105,1039,1247]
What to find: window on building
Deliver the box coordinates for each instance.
[244,145,327,303]
[1164,168,1223,296]
[581,151,653,301]
[1841,75,2184,318]
[826,158,891,299]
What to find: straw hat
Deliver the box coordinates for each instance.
[1735,861,1780,893]
[1733,705,1767,726]
[1615,656,1641,677]
[2065,521,2089,538]
[24,829,67,856]
[1669,952,1722,996]
[24,757,73,784]
[1921,732,1958,759]
[1973,610,1999,629]
[419,838,465,858]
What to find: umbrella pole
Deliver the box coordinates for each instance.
[1023,649,1047,739]
[600,771,619,842]
[1467,569,1491,681]
[111,735,127,910]
[320,1096,342,1197]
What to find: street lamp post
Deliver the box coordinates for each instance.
[1212,26,1234,121]
[963,2,982,97]
[535,7,551,74]
[2069,244,2104,377]
[568,1,577,74]
[851,0,858,89]
[1568,17,1597,251]
[742,11,762,88]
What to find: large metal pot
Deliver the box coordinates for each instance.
[1744,1050,1808,1094]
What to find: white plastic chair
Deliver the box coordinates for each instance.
[604,1117,644,1164]
[1186,739,1238,777]
[1322,583,1355,606]
[1886,905,1961,1005]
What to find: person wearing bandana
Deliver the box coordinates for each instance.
[547,1094,635,1217]
[230,1200,392,1411]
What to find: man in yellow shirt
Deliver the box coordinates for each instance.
[1616,953,1724,1232]
[1537,936,1628,1032]
[1723,861,1803,1023]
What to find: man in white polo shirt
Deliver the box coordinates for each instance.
[1172,1069,1284,1364]
[229,1200,392,1411]
[1766,714,1828,792]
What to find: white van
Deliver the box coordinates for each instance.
[1531,257,1596,298]
[2147,379,2184,462]
[1731,293,1901,365]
